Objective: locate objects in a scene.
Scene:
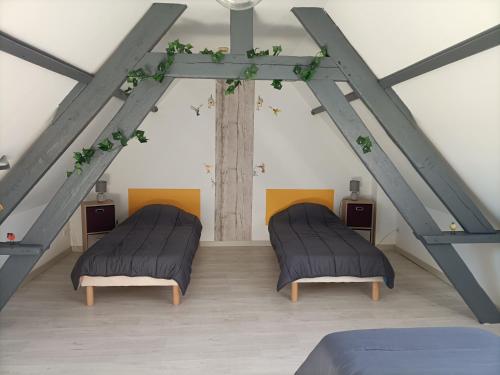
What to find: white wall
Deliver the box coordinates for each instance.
[68,78,396,245]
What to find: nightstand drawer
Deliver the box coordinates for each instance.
[86,205,115,233]
[346,203,372,228]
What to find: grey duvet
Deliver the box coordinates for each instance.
[295,327,500,375]
[71,204,202,294]
[268,203,394,290]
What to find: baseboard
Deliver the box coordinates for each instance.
[390,245,452,286]
[200,240,271,247]
[20,247,72,287]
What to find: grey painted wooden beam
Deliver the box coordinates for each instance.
[0,243,42,256]
[294,7,495,234]
[0,3,185,227]
[420,231,500,245]
[0,31,127,102]
[137,53,347,81]
[0,78,174,311]
[230,9,253,53]
[307,79,499,323]
[311,24,500,115]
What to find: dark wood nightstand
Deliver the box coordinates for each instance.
[340,198,376,244]
[81,200,115,251]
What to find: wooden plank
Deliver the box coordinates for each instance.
[0,78,174,311]
[311,24,500,115]
[0,244,42,256]
[136,53,347,81]
[421,231,500,245]
[0,3,186,226]
[307,78,499,323]
[214,80,255,241]
[214,8,255,241]
[0,31,127,101]
[293,7,495,234]
[230,9,253,54]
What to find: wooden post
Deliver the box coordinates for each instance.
[291,282,299,303]
[214,80,255,241]
[371,282,380,301]
[86,286,94,306]
[172,285,181,305]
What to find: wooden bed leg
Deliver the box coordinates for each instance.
[86,286,94,306]
[172,285,181,305]
[291,282,299,303]
[371,282,380,301]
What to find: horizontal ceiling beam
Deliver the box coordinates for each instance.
[0,243,42,256]
[311,24,500,114]
[420,231,500,245]
[294,7,495,234]
[0,31,128,101]
[0,3,186,228]
[137,53,347,81]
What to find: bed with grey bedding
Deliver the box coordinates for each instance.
[295,327,500,375]
[268,203,395,290]
[71,204,202,294]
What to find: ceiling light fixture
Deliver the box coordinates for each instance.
[216,0,262,10]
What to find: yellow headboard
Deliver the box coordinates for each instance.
[265,189,334,224]
[128,188,201,218]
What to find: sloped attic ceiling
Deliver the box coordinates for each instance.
[0,0,499,226]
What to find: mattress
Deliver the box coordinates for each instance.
[295,327,500,375]
[71,204,202,294]
[268,203,395,290]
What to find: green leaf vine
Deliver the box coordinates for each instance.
[125,39,193,94]
[200,48,225,63]
[294,46,329,82]
[67,130,148,177]
[356,136,373,154]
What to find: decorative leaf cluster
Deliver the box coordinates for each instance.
[67,130,148,177]
[294,46,329,81]
[246,45,282,58]
[224,64,258,95]
[225,79,242,95]
[200,48,225,63]
[356,136,373,154]
[271,79,283,90]
[125,39,193,93]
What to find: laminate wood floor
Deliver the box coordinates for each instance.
[1,247,499,374]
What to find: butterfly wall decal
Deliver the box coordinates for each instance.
[269,106,282,116]
[190,104,203,116]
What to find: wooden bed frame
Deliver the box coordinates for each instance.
[290,276,383,303]
[79,188,200,306]
[266,189,385,303]
[81,276,181,306]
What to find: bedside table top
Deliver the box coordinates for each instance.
[82,199,114,207]
[341,198,374,205]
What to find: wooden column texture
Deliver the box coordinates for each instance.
[214,80,255,241]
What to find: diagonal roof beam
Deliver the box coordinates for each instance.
[0,31,128,101]
[293,7,495,234]
[307,79,499,324]
[0,3,186,226]
[0,77,174,311]
[311,24,500,114]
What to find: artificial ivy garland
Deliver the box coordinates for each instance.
[356,136,373,153]
[67,130,148,177]
[68,43,342,176]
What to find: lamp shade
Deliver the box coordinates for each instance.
[216,0,262,10]
[95,180,107,194]
[349,180,360,193]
